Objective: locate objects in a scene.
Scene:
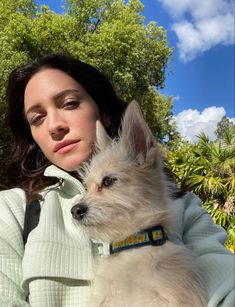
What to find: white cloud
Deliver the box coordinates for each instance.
[158,0,235,62]
[173,95,180,101]
[229,118,235,124]
[173,106,227,142]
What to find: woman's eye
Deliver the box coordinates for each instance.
[29,114,44,126]
[63,99,80,110]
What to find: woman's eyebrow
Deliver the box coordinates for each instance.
[53,89,81,101]
[25,104,41,117]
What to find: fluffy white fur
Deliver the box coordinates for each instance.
[73,101,207,307]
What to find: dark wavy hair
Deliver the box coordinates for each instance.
[5,54,127,199]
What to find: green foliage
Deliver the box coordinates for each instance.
[204,197,235,253]
[167,131,235,252]
[140,88,180,143]
[215,115,235,141]
[225,226,235,253]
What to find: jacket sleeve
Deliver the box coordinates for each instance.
[0,188,30,306]
[181,192,234,307]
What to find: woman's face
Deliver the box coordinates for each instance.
[24,68,101,171]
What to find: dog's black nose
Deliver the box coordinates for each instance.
[71,203,88,220]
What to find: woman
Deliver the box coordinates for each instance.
[0,54,234,306]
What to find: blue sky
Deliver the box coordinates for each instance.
[35,0,234,142]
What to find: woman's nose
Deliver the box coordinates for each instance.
[48,114,69,140]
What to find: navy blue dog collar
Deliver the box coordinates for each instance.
[110,225,168,254]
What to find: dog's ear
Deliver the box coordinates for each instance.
[96,120,112,151]
[120,101,157,162]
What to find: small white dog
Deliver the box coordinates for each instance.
[71,101,207,307]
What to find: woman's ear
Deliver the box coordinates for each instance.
[101,114,112,128]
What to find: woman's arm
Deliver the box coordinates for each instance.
[0,188,30,306]
[181,192,234,307]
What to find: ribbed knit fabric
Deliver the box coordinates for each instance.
[0,165,234,306]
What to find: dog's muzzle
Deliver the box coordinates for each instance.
[71,203,88,220]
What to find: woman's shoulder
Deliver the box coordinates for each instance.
[0,188,27,276]
[172,191,202,206]
[0,187,26,204]
[0,188,26,225]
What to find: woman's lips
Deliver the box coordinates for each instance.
[54,140,80,154]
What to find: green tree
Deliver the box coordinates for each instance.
[0,0,176,181]
[167,133,235,252]
[215,116,235,141]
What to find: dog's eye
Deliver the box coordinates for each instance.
[102,176,117,188]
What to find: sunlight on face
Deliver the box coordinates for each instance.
[24,68,100,171]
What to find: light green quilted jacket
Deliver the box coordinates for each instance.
[0,165,234,306]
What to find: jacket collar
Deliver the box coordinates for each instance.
[44,165,85,196]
